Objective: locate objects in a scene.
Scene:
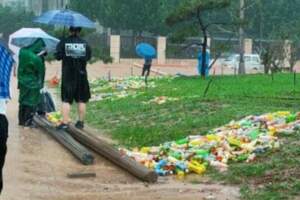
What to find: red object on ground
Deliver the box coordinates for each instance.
[48,75,60,87]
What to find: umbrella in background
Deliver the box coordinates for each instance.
[136,43,156,59]
[34,9,96,29]
[9,28,59,53]
[0,43,14,99]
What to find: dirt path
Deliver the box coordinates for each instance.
[1,64,240,200]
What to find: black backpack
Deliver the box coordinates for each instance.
[37,90,56,114]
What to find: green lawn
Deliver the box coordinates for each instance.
[86,73,300,147]
[85,73,300,200]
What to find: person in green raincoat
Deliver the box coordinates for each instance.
[17,39,46,127]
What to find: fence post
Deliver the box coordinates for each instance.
[110,35,120,64]
[157,36,166,65]
[244,38,253,54]
[207,37,211,48]
[284,40,291,69]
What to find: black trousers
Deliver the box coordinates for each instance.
[18,105,35,126]
[142,64,151,77]
[0,114,8,194]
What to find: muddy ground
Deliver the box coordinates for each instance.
[2,62,240,200]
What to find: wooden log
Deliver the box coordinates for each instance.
[67,125,158,183]
[33,116,94,165]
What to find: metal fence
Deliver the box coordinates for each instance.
[210,37,240,57]
[84,32,110,56]
[166,37,202,59]
[166,37,241,59]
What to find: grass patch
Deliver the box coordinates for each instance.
[85,73,300,199]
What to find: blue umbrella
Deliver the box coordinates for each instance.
[34,9,96,29]
[136,43,156,59]
[0,43,14,99]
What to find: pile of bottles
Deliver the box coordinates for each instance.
[46,111,63,125]
[120,111,300,177]
[90,76,157,102]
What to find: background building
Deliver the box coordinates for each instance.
[0,0,69,15]
[0,0,25,9]
[25,0,69,15]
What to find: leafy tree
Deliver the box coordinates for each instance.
[246,0,300,72]
[70,0,175,36]
[166,0,231,78]
[0,6,35,41]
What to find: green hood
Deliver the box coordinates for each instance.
[18,38,46,106]
[25,38,46,54]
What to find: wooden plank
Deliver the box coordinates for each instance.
[33,116,94,165]
[67,172,96,179]
[67,125,158,183]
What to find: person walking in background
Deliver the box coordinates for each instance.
[0,42,14,194]
[55,27,92,130]
[17,39,46,127]
[142,57,152,77]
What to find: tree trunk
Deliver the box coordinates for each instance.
[259,0,263,53]
[238,0,246,74]
[201,33,208,78]
[264,64,270,74]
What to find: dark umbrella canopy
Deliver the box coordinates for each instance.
[34,9,96,29]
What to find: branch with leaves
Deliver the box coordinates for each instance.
[166,0,231,78]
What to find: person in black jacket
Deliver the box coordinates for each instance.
[55,27,92,129]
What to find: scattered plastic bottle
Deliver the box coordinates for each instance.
[170,151,182,160]
[176,162,188,172]
[155,168,168,176]
[227,137,241,147]
[206,134,220,142]
[168,156,179,163]
[140,147,151,154]
[176,170,185,180]
[286,114,297,123]
[253,147,268,154]
[237,154,249,162]
[248,129,260,140]
[188,161,206,175]
[176,138,189,145]
[195,149,209,158]
[155,159,167,169]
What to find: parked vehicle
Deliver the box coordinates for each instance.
[221,54,264,70]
